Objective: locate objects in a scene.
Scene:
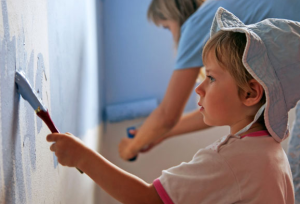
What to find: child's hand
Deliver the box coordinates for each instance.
[46,132,86,167]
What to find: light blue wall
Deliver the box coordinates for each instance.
[0,0,101,203]
[103,0,198,112]
[48,1,101,137]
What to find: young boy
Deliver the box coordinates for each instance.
[46,8,300,203]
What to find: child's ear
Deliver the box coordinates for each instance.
[241,79,264,106]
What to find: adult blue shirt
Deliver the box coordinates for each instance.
[175,0,300,69]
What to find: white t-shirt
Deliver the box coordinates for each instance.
[154,131,294,204]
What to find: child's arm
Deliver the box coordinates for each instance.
[46,133,163,204]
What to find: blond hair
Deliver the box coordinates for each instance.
[147,0,204,44]
[203,30,266,125]
[203,31,252,95]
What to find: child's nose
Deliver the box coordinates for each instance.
[195,82,205,97]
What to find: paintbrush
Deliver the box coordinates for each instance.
[15,70,83,174]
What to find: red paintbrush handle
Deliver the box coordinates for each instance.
[36,110,59,133]
[36,110,83,174]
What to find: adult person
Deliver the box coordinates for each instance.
[118,0,300,161]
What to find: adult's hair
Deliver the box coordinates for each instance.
[147,0,204,44]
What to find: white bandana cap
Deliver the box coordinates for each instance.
[210,7,300,142]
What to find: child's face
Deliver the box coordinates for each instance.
[195,51,248,132]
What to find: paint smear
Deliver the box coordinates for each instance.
[35,53,46,133]
[1,1,21,202]
[24,51,37,171]
[0,1,43,202]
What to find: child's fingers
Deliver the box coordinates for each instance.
[47,133,59,142]
[46,133,66,142]
[50,143,56,152]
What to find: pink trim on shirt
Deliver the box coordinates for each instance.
[240,130,270,139]
[153,178,174,204]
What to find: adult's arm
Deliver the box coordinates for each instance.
[163,109,211,139]
[138,110,211,153]
[119,67,201,160]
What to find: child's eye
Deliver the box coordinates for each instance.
[207,75,215,83]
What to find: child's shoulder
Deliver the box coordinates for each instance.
[191,133,283,166]
[207,134,286,170]
[205,134,237,152]
[206,133,279,153]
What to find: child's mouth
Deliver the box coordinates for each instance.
[198,102,204,111]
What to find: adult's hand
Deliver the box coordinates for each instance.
[118,135,139,161]
[118,68,201,161]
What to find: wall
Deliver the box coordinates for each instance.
[103,0,198,111]
[0,0,102,203]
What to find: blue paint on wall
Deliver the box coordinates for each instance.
[0,1,47,202]
[24,51,37,171]
[1,1,20,203]
[35,53,46,133]
[103,0,173,105]
[103,0,198,112]
[47,0,100,137]
[1,0,100,203]
[15,123,26,204]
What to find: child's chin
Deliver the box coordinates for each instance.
[203,119,214,126]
